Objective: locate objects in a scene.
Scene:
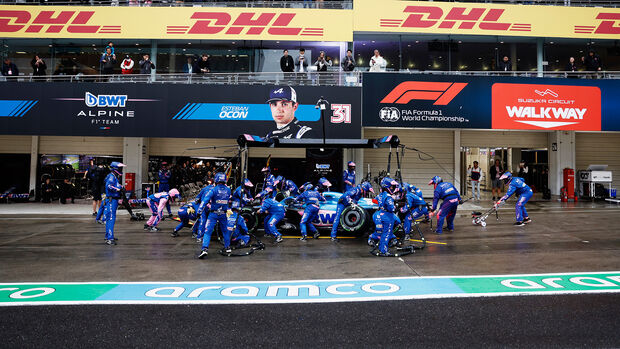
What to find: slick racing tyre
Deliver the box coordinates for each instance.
[240,208,258,234]
[340,205,369,235]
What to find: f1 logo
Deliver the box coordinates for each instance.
[380,81,468,105]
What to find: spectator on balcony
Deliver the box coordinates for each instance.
[120,55,134,74]
[295,48,308,73]
[198,54,211,74]
[1,58,19,79]
[183,56,199,74]
[100,47,117,75]
[369,50,387,72]
[139,54,155,74]
[315,51,330,72]
[498,55,512,72]
[280,49,294,73]
[31,55,47,79]
[584,50,602,72]
[106,42,115,56]
[342,49,355,72]
[565,56,578,78]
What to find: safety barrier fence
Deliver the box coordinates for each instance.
[3,71,619,86]
[0,0,616,7]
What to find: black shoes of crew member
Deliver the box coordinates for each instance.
[275,236,283,243]
[171,230,179,237]
[198,249,208,259]
[523,217,532,224]
[224,247,232,254]
[92,212,97,216]
[514,221,525,226]
[143,224,150,231]
[105,239,117,245]
[313,232,320,239]
[96,220,104,225]
[168,213,174,219]
[404,234,411,241]
[331,237,339,243]
[150,226,160,232]
[300,236,307,241]
[492,196,496,201]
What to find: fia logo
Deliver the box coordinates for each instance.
[379,107,400,122]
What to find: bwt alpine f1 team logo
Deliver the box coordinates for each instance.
[380,6,532,32]
[492,83,601,131]
[166,12,323,37]
[0,10,120,34]
[85,92,127,108]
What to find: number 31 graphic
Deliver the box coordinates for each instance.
[330,104,351,123]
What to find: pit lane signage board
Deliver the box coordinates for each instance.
[354,0,620,40]
[0,82,361,139]
[362,73,620,131]
[1,272,619,306]
[0,5,352,41]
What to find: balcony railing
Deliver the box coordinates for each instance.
[0,0,616,7]
[2,71,619,86]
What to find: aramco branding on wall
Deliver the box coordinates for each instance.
[491,83,601,131]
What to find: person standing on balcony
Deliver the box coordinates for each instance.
[31,55,47,78]
[315,51,330,72]
[369,50,387,72]
[100,47,116,75]
[280,49,294,73]
[183,56,198,74]
[120,55,134,74]
[342,49,355,86]
[198,54,211,74]
[498,55,512,72]
[585,50,602,78]
[2,58,19,80]
[139,54,155,74]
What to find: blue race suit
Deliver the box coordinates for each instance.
[330,186,363,238]
[432,182,461,234]
[194,185,214,239]
[402,191,428,236]
[198,184,231,250]
[259,198,285,238]
[369,192,400,248]
[283,180,299,197]
[103,172,122,241]
[226,185,253,247]
[295,189,326,237]
[342,169,356,192]
[174,201,200,234]
[501,177,533,222]
[158,168,172,215]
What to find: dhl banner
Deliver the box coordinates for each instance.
[0,5,352,41]
[354,0,620,40]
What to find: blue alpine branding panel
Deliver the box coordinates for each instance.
[0,100,37,117]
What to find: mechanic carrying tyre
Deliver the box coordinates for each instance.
[294,183,326,241]
[329,181,374,242]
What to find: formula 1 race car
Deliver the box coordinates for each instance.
[240,192,379,236]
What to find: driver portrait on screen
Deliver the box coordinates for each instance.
[265,86,312,139]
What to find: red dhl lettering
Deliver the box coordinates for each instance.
[0,10,108,33]
[169,12,322,36]
[380,6,530,32]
